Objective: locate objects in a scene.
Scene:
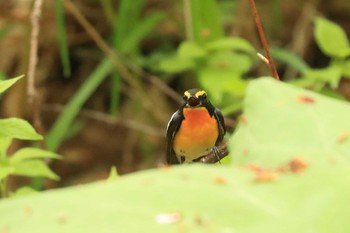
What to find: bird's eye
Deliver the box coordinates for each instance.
[183,96,188,102]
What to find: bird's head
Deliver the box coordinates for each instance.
[183,89,208,108]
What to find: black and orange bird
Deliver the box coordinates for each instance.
[166,89,226,164]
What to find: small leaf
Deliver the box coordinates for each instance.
[10,186,38,198]
[12,160,59,180]
[205,37,255,55]
[314,17,350,58]
[0,165,13,180]
[341,59,350,78]
[207,51,253,74]
[158,56,195,73]
[270,48,309,73]
[0,137,11,158]
[178,41,206,59]
[122,11,166,54]
[0,75,23,94]
[107,166,119,181]
[0,118,43,140]
[10,148,61,164]
[304,65,342,89]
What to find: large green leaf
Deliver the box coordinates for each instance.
[0,164,349,233]
[230,77,350,167]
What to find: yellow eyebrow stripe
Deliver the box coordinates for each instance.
[195,90,206,98]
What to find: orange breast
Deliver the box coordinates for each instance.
[173,107,218,162]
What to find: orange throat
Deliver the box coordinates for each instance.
[173,107,219,163]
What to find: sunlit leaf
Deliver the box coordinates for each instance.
[10,148,61,164]
[230,77,350,167]
[178,41,206,59]
[0,75,23,94]
[314,17,350,58]
[0,118,42,140]
[12,160,59,180]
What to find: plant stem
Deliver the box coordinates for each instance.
[183,0,193,40]
[248,0,280,80]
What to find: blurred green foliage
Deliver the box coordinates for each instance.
[159,0,256,114]
[274,17,350,97]
[0,77,60,198]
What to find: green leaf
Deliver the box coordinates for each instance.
[12,160,59,180]
[0,75,23,94]
[314,17,350,58]
[207,51,253,74]
[198,67,248,102]
[10,148,61,164]
[0,165,349,232]
[230,77,350,167]
[341,59,350,78]
[55,0,71,77]
[10,186,38,198]
[122,12,166,54]
[178,41,206,59]
[113,0,144,49]
[0,118,42,140]
[107,166,119,181]
[304,65,342,89]
[158,56,195,73]
[190,0,223,44]
[205,37,256,55]
[0,137,11,158]
[0,161,12,180]
[270,48,309,73]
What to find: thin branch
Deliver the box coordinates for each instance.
[197,143,229,164]
[183,0,193,40]
[42,104,164,137]
[27,0,42,104]
[248,0,280,80]
[27,0,45,148]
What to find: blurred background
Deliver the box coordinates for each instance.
[0,0,349,188]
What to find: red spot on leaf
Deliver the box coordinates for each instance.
[297,95,315,104]
[254,170,278,183]
[338,131,348,143]
[288,157,308,173]
[213,176,227,185]
[240,115,247,124]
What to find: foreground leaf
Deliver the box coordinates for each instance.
[230,77,350,167]
[0,165,349,233]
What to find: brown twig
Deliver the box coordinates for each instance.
[42,104,164,137]
[27,0,45,148]
[197,143,229,164]
[248,0,280,80]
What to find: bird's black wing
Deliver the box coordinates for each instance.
[166,110,183,164]
[213,108,226,145]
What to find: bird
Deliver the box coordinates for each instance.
[166,89,225,164]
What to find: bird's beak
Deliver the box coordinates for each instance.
[187,96,200,108]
